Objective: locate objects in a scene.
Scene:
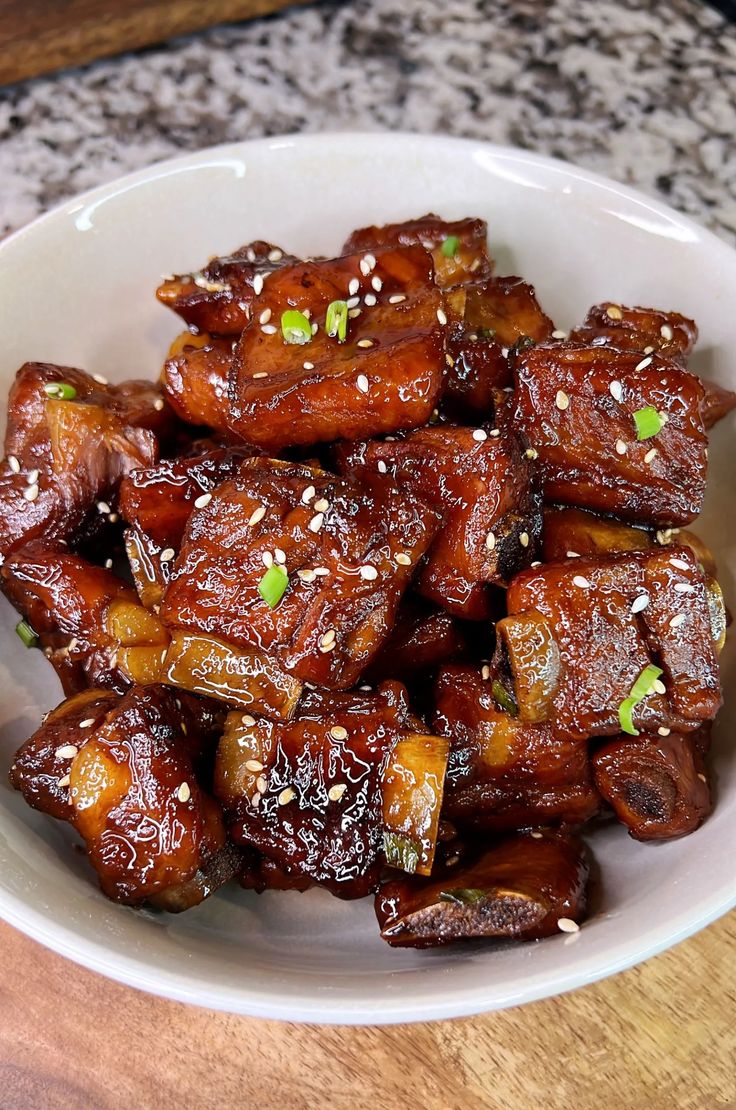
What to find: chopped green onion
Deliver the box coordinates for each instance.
[15,619,38,648]
[383,831,420,874]
[618,663,664,736]
[439,888,487,906]
[633,406,664,440]
[477,327,496,339]
[325,300,348,342]
[492,679,518,717]
[43,382,77,400]
[441,235,460,257]
[258,564,288,608]
[280,310,312,345]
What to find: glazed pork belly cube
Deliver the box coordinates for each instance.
[495,546,724,741]
[161,331,239,436]
[2,543,170,694]
[457,276,556,347]
[161,457,441,691]
[0,363,173,558]
[336,424,540,619]
[120,444,254,608]
[513,344,708,525]
[375,831,588,947]
[156,240,299,335]
[343,214,493,289]
[592,726,711,841]
[434,666,599,830]
[442,323,511,421]
[215,682,449,897]
[228,245,447,450]
[362,599,468,686]
[569,302,698,362]
[700,377,736,429]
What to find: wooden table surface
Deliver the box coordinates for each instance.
[1,912,734,1109]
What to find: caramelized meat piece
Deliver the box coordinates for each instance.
[9,689,118,821]
[442,324,511,421]
[434,666,599,830]
[2,543,169,694]
[337,425,540,618]
[700,377,736,430]
[344,214,493,289]
[68,684,229,905]
[239,851,313,893]
[161,457,441,689]
[375,832,588,947]
[215,684,449,897]
[460,277,555,347]
[156,240,298,335]
[0,363,169,557]
[513,344,707,525]
[593,728,711,841]
[496,546,723,740]
[161,332,236,436]
[228,246,446,450]
[148,841,243,913]
[569,302,698,361]
[363,600,468,685]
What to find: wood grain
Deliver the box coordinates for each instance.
[1,912,734,1110]
[0,0,311,86]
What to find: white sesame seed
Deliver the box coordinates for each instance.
[314,497,329,512]
[436,307,448,326]
[242,715,256,726]
[278,786,296,805]
[644,448,658,464]
[328,783,347,802]
[371,276,383,293]
[697,773,707,783]
[363,254,376,272]
[8,455,20,474]
[660,324,674,341]
[356,374,369,394]
[489,429,501,437]
[615,439,628,455]
[557,918,580,933]
[481,664,491,680]
[268,248,283,263]
[631,594,649,613]
[262,548,273,568]
[395,553,411,566]
[674,583,694,593]
[55,744,79,760]
[309,512,324,533]
[653,679,666,695]
[656,529,673,545]
[303,361,314,370]
[108,513,119,523]
[297,568,315,583]
[357,338,374,348]
[253,274,264,295]
[248,506,266,526]
[194,492,212,509]
[364,293,377,307]
[635,356,653,372]
[360,564,378,581]
[525,448,539,460]
[177,782,191,803]
[27,469,39,484]
[606,305,623,320]
[573,575,591,588]
[153,398,165,411]
[259,308,272,325]
[531,561,542,568]
[377,460,387,474]
[555,390,570,410]
[389,294,406,304]
[519,532,530,548]
[57,775,71,789]
[301,484,316,504]
[160,547,175,562]
[245,759,264,772]
[23,483,39,502]
[551,329,568,339]
[252,372,268,379]
[486,532,496,551]
[79,718,95,729]
[346,296,360,309]
[643,345,654,354]
[274,548,287,565]
[348,308,362,319]
[670,558,689,570]
[261,324,277,335]
[104,558,113,569]
[670,613,686,628]
[92,373,108,385]
[97,501,111,514]
[348,278,360,296]
[313,567,330,577]
[658,727,671,736]
[472,428,487,442]
[609,380,623,402]
[330,726,348,740]
[319,629,336,652]
[256,774,268,794]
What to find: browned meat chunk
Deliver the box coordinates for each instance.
[592,727,711,840]
[161,457,441,690]
[337,425,540,618]
[156,240,299,335]
[375,832,588,947]
[442,325,511,421]
[344,214,493,289]
[569,302,698,361]
[496,546,723,740]
[363,600,468,685]
[228,246,446,450]
[215,683,449,897]
[459,277,555,347]
[434,666,599,830]
[161,332,237,436]
[700,377,736,429]
[513,345,707,526]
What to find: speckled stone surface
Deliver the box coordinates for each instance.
[0,0,734,241]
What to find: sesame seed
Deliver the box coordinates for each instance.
[261,324,277,335]
[357,338,374,348]
[348,278,360,296]
[346,296,360,309]
[486,532,496,551]
[27,469,39,484]
[194,492,212,509]
[436,308,448,326]
[674,583,694,593]
[348,308,362,319]
[656,529,673,545]
[278,787,296,805]
[252,372,268,379]
[658,727,671,736]
[573,575,591,588]
[245,759,264,772]
[360,564,378,580]
[371,276,383,293]
[309,512,325,533]
[644,448,658,464]
[525,448,539,460]
[251,793,261,808]
[268,248,283,263]
[364,293,377,307]
[609,380,623,403]
[615,439,628,455]
[274,548,287,565]
[104,559,113,569]
[635,356,653,372]
[531,561,542,568]
[253,274,264,295]
[660,324,674,341]
[328,783,347,802]
[555,390,570,410]
[520,532,530,548]
[670,558,689,570]
[631,594,649,613]
[56,744,79,760]
[79,718,95,729]
[248,506,266,526]
[698,773,707,783]
[356,374,369,394]
[551,329,568,339]
[557,918,580,933]
[160,547,175,562]
[320,629,336,650]
[8,455,20,474]
[606,305,623,320]
[643,345,654,354]
[653,679,666,695]
[57,775,71,789]
[489,429,501,437]
[256,774,268,794]
[92,373,108,385]
[377,460,387,474]
[303,361,314,370]
[395,553,411,566]
[242,715,256,726]
[97,501,111,514]
[108,512,119,524]
[259,308,272,325]
[330,726,348,740]
[153,398,165,411]
[481,664,491,680]
[389,294,406,304]
[302,484,316,503]
[670,613,686,628]
[261,551,274,570]
[472,428,487,442]
[297,568,316,583]
[23,483,39,501]
[177,782,191,803]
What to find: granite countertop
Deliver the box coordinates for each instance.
[0,0,734,242]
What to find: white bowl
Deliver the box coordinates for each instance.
[0,133,734,1024]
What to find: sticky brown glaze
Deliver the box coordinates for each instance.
[434,665,599,830]
[441,324,511,421]
[161,457,441,689]
[460,277,555,347]
[161,331,237,436]
[569,302,698,361]
[513,344,707,526]
[9,689,119,821]
[362,600,468,685]
[496,546,723,740]
[592,727,711,840]
[156,240,299,335]
[375,831,588,947]
[2,543,169,694]
[228,246,447,450]
[336,425,541,618]
[343,214,493,289]
[215,683,449,897]
[0,363,170,558]
[238,850,314,893]
[69,684,228,905]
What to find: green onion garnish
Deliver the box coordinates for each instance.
[492,679,518,717]
[439,888,486,906]
[633,406,664,440]
[15,619,38,648]
[280,310,312,345]
[43,382,77,400]
[325,300,348,342]
[258,564,288,608]
[441,235,460,257]
[383,831,420,874]
[618,663,664,736]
